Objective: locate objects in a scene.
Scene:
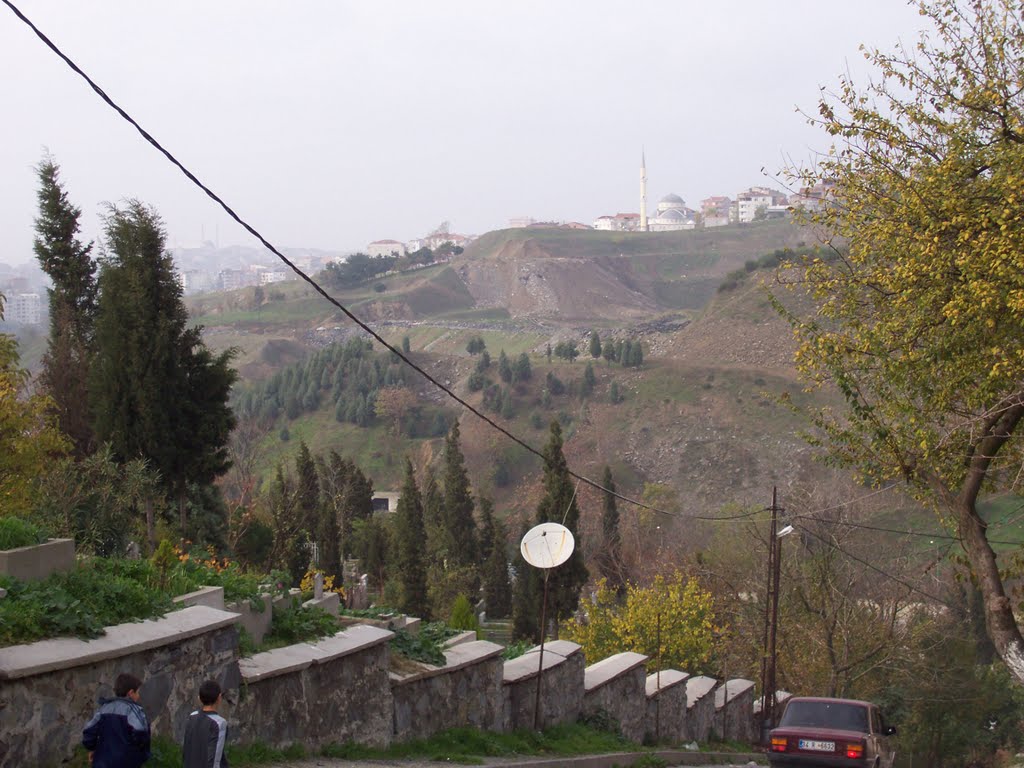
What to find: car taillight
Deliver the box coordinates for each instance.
[846,742,864,759]
[771,736,788,752]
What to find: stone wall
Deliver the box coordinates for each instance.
[0,606,240,768]
[233,624,393,750]
[392,640,504,741]
[503,640,585,731]
[645,670,689,744]
[713,678,756,743]
[582,652,649,743]
[685,675,719,743]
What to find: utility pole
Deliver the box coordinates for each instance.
[759,487,785,742]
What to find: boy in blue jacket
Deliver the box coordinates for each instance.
[82,672,151,767]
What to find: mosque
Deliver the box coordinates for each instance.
[592,153,696,232]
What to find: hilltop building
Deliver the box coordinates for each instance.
[701,196,732,228]
[367,240,407,257]
[648,193,696,231]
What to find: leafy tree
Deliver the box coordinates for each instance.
[554,340,579,362]
[374,385,418,436]
[352,514,390,597]
[595,466,624,592]
[268,465,309,585]
[602,338,617,365]
[589,330,602,359]
[442,421,478,570]
[466,336,486,355]
[0,320,69,515]
[89,201,236,537]
[779,0,1024,682]
[563,573,717,672]
[394,459,430,618]
[32,157,97,456]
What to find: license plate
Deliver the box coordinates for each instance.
[798,739,835,752]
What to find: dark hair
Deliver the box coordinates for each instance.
[199,680,222,706]
[114,673,142,698]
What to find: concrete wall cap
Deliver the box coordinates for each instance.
[239,643,325,682]
[645,669,690,697]
[527,639,582,659]
[310,624,393,663]
[714,678,755,708]
[584,651,648,692]
[392,639,504,685]
[0,605,240,681]
[502,647,571,684]
[442,630,478,648]
[685,675,719,708]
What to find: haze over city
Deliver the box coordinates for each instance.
[1,1,925,264]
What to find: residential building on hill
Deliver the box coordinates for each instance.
[2,293,41,325]
[367,239,407,258]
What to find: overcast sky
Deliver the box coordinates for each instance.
[0,1,927,264]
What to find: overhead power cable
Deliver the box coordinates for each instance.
[793,515,1024,548]
[1,0,708,521]
[790,521,954,609]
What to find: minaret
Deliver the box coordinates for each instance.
[640,150,649,232]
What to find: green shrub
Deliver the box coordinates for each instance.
[449,594,479,635]
[0,517,47,550]
[263,600,338,648]
[389,621,460,666]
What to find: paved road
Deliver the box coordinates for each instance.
[259,753,766,768]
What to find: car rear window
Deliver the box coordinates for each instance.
[780,701,869,732]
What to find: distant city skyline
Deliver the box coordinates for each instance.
[0,1,927,264]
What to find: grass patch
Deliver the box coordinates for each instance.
[322,723,634,763]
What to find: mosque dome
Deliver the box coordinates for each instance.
[660,193,685,205]
[656,193,686,215]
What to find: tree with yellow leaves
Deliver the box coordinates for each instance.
[0,300,69,516]
[779,0,1024,682]
[563,573,718,672]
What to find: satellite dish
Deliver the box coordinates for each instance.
[520,522,575,569]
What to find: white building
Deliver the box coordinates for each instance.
[367,239,407,258]
[3,293,41,325]
[735,186,788,223]
[593,213,642,231]
[648,193,696,231]
[259,270,289,285]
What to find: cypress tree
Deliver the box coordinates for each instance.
[535,421,588,626]
[315,454,342,580]
[32,157,97,456]
[89,201,236,537]
[483,512,512,620]
[295,441,319,531]
[442,422,478,569]
[511,514,540,641]
[394,459,430,618]
[498,350,513,384]
[589,330,602,359]
[597,465,624,593]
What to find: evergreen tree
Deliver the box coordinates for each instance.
[498,350,513,383]
[478,497,496,563]
[442,422,478,569]
[268,465,309,585]
[483,513,512,619]
[582,362,596,398]
[622,339,633,367]
[545,342,552,363]
[295,441,319,531]
[33,157,97,456]
[596,465,624,592]
[630,341,643,368]
[589,330,602,359]
[535,421,588,626]
[513,352,532,382]
[315,453,342,579]
[394,459,430,618]
[609,381,621,404]
[89,201,236,537]
[602,338,617,365]
[511,514,540,641]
